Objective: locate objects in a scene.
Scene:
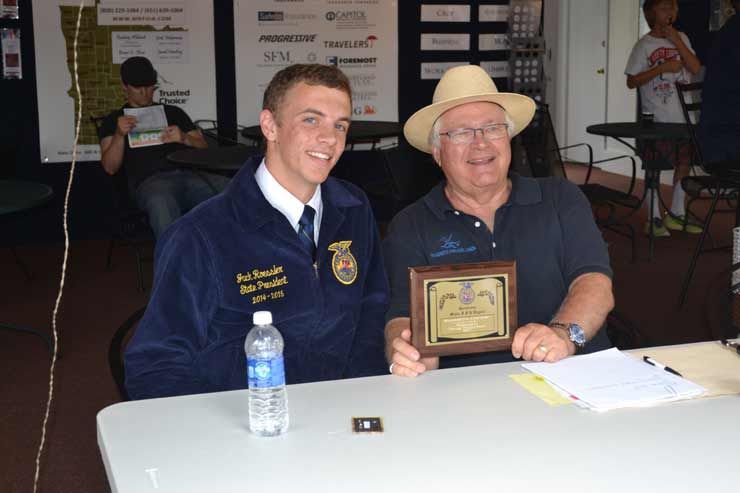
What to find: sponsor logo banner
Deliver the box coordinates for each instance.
[236,0,397,123]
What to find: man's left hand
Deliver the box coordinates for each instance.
[511,323,575,362]
[162,125,186,144]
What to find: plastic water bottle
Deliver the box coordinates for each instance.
[245,310,289,436]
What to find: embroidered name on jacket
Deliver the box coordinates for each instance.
[430,234,477,258]
[235,264,288,304]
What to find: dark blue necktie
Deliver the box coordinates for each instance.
[298,205,316,260]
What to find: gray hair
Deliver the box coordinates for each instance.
[429,108,514,149]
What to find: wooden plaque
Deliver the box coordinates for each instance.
[409,261,517,358]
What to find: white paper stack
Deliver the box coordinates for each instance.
[522,348,707,412]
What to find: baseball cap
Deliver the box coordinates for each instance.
[120,57,158,87]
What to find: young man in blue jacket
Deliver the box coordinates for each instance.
[125,64,389,399]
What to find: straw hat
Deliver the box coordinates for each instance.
[403,65,536,154]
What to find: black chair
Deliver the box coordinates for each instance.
[92,116,154,292]
[108,306,146,401]
[517,103,641,262]
[377,145,444,214]
[674,82,740,306]
[606,310,647,350]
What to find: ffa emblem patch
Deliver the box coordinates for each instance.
[459,282,475,305]
[328,240,358,285]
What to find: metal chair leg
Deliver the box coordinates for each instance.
[679,189,721,306]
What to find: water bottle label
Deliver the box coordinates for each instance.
[247,356,285,388]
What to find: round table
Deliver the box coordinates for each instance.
[167,145,262,192]
[0,180,54,215]
[167,145,261,171]
[586,122,690,260]
[1,180,55,353]
[586,122,689,144]
[241,121,401,147]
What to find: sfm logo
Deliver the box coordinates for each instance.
[264,51,292,63]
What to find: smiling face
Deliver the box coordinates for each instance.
[260,82,351,202]
[432,102,512,199]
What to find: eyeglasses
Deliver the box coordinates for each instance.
[439,123,510,145]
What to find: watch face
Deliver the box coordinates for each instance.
[569,324,586,345]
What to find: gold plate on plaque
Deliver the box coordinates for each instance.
[409,261,517,357]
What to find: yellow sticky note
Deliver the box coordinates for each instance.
[510,373,573,406]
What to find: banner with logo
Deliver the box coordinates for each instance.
[32,0,216,163]
[235,0,398,125]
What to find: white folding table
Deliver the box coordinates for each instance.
[98,356,740,492]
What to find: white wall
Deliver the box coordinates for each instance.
[604,0,641,177]
[546,0,653,180]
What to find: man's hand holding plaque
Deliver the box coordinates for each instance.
[409,261,517,358]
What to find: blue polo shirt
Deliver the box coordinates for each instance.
[383,173,613,368]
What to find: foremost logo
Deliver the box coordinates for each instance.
[323,35,377,49]
[326,10,366,21]
[258,34,317,43]
[326,56,377,67]
[339,57,376,64]
[258,11,284,22]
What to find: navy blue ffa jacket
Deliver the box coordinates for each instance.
[125,157,390,400]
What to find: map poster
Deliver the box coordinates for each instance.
[32,0,215,163]
[234,0,398,126]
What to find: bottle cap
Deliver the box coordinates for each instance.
[253,311,272,325]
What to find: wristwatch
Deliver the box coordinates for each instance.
[550,322,586,353]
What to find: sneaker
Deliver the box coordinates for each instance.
[664,214,703,234]
[644,218,670,237]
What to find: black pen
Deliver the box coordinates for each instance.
[720,339,740,355]
[643,356,683,377]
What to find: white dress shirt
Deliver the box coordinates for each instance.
[255,159,322,245]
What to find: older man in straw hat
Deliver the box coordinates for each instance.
[383,65,615,377]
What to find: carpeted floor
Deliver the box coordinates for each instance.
[1,165,738,492]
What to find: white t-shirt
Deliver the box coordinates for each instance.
[625,32,695,123]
